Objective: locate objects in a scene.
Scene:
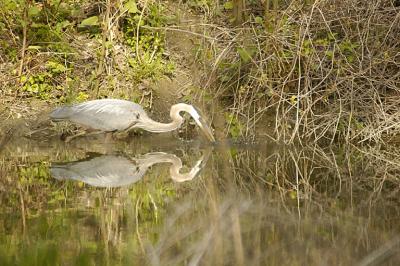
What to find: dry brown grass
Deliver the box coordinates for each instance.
[184,0,400,143]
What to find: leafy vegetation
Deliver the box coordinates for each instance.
[0,0,399,142]
[19,60,69,99]
[123,1,175,81]
[0,0,176,106]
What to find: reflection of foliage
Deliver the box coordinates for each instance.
[19,162,50,185]
[17,162,71,208]
[1,143,400,264]
[0,156,181,265]
[129,181,176,223]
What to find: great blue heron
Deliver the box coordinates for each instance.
[51,152,206,187]
[50,99,215,142]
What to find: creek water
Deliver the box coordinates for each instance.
[0,134,399,265]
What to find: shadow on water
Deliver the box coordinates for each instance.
[0,134,399,265]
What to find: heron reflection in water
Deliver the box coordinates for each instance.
[50,151,208,187]
[50,99,215,142]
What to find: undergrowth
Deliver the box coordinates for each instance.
[188,0,400,143]
[123,2,175,81]
[1,0,399,144]
[0,0,175,106]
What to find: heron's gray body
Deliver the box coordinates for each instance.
[50,98,216,142]
[50,99,146,131]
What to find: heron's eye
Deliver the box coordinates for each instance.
[136,113,140,119]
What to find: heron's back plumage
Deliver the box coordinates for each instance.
[50,99,146,131]
[49,106,74,120]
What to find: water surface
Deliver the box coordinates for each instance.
[0,135,399,265]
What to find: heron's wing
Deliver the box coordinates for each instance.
[66,99,145,131]
[51,155,143,187]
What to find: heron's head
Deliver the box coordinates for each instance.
[171,103,216,142]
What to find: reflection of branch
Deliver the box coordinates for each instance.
[358,236,400,266]
[135,198,145,254]
[18,183,26,233]
[0,128,13,152]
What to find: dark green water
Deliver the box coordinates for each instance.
[0,135,399,265]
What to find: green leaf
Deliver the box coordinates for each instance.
[27,45,42,50]
[49,0,61,6]
[224,1,234,10]
[327,32,338,41]
[325,50,334,59]
[76,91,89,102]
[46,61,67,73]
[290,95,297,105]
[5,1,17,10]
[255,16,263,24]
[31,22,45,28]
[237,47,255,63]
[57,20,72,30]
[125,0,138,13]
[28,6,41,17]
[346,55,354,63]
[80,16,99,26]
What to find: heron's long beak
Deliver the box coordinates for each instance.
[195,116,216,142]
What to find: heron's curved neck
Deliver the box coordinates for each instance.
[140,153,199,182]
[139,117,183,133]
[138,107,186,133]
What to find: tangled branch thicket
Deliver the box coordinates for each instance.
[0,0,398,144]
[207,0,400,143]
